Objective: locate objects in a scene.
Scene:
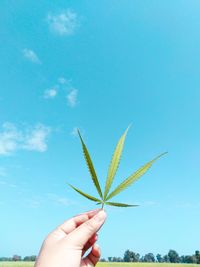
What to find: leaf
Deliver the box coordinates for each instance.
[68,184,102,203]
[77,130,103,199]
[106,152,167,201]
[103,125,130,200]
[105,201,138,207]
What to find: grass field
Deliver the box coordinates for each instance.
[0,263,199,267]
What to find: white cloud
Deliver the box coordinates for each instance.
[44,88,57,99]
[0,123,51,155]
[47,9,78,36]
[23,49,41,64]
[43,77,79,107]
[0,123,21,155]
[23,124,51,152]
[67,89,78,107]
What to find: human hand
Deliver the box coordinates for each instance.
[35,209,107,267]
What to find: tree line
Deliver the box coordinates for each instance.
[100,249,200,264]
[1,250,200,263]
[0,255,36,261]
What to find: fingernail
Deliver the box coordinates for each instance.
[94,244,100,250]
[80,208,100,216]
[94,210,107,223]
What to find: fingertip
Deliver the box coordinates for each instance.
[92,244,101,257]
[94,210,107,223]
[77,208,98,217]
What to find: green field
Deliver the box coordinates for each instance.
[0,263,199,267]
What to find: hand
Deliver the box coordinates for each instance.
[35,209,107,267]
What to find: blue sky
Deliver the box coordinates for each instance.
[0,0,200,259]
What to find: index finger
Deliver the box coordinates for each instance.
[57,209,100,235]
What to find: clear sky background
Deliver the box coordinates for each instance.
[0,0,200,260]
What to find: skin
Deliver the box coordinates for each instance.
[35,209,107,267]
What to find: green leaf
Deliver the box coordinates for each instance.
[105,201,138,207]
[68,184,102,203]
[77,130,103,199]
[103,125,130,200]
[106,152,167,201]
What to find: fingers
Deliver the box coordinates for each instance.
[67,209,106,248]
[83,244,101,267]
[57,209,100,235]
[82,234,98,256]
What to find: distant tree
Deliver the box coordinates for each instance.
[108,257,113,262]
[135,253,140,262]
[143,253,155,262]
[183,255,196,263]
[112,257,123,262]
[112,257,118,262]
[124,250,131,262]
[140,256,144,262]
[124,250,139,262]
[130,252,140,262]
[180,255,185,263]
[23,255,36,261]
[156,254,163,262]
[100,258,106,262]
[12,255,21,261]
[163,254,170,262]
[195,250,200,264]
[168,250,180,263]
[0,257,9,261]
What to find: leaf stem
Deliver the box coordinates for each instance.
[101,202,104,209]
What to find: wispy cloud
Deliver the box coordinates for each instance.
[142,200,159,207]
[0,179,17,188]
[46,193,73,207]
[67,89,78,107]
[70,127,85,137]
[25,196,43,208]
[43,77,79,107]
[47,9,78,36]
[71,127,78,137]
[0,122,51,155]
[43,88,57,99]
[58,77,69,84]
[23,48,41,64]
[175,201,200,209]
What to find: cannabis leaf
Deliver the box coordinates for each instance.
[68,184,102,203]
[105,152,167,201]
[103,125,130,200]
[68,127,167,208]
[77,130,103,199]
[105,202,138,207]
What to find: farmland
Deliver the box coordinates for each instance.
[0,263,199,267]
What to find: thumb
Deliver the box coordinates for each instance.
[67,209,106,248]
